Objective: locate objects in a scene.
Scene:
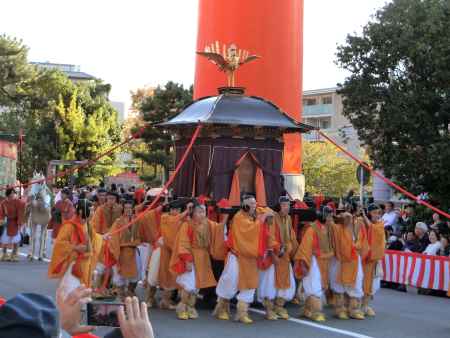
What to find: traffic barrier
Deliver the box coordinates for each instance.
[382,249,450,292]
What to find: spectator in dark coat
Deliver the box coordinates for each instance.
[387,235,404,251]
[403,231,421,253]
[414,222,430,253]
[429,213,449,235]
[437,235,450,257]
[400,204,418,234]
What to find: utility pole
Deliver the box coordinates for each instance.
[18,129,24,198]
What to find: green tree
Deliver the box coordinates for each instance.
[0,34,32,106]
[55,83,121,185]
[0,34,121,185]
[336,0,450,208]
[133,82,193,183]
[303,141,360,197]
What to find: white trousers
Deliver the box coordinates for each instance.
[59,262,81,297]
[137,243,150,280]
[372,276,381,295]
[257,264,296,302]
[216,253,255,303]
[1,229,21,245]
[330,255,364,298]
[146,246,161,287]
[302,256,323,298]
[371,261,382,295]
[176,265,199,293]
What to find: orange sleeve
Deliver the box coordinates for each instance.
[138,209,160,245]
[169,222,193,275]
[289,227,299,259]
[91,207,104,234]
[294,226,314,278]
[48,222,75,279]
[109,220,122,262]
[369,221,386,261]
[230,211,261,258]
[209,221,227,260]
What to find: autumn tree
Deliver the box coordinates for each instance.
[133,82,193,183]
[303,141,360,197]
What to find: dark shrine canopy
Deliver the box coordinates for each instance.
[158,87,313,132]
[158,87,315,207]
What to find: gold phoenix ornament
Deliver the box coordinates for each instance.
[197,41,260,87]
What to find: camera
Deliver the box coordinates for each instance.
[86,301,125,328]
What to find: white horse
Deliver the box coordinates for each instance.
[25,172,52,261]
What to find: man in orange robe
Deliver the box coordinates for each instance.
[0,188,25,262]
[109,199,143,298]
[294,206,334,322]
[330,211,368,320]
[361,204,385,317]
[48,199,102,293]
[257,196,298,321]
[91,191,123,290]
[50,188,75,240]
[170,203,227,320]
[158,199,193,309]
[91,191,123,235]
[214,195,273,324]
[137,202,163,308]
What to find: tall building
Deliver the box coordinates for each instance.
[31,62,126,123]
[30,62,95,82]
[111,101,126,124]
[302,87,362,156]
[302,87,396,202]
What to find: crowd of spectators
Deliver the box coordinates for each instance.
[53,182,147,207]
[380,202,449,296]
[382,202,450,258]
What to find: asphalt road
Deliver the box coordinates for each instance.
[0,250,449,338]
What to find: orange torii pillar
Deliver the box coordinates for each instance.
[193,0,305,198]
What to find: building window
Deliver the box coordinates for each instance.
[321,96,332,104]
[304,117,331,130]
[303,98,317,106]
[320,117,331,129]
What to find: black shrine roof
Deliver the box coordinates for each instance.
[158,87,314,132]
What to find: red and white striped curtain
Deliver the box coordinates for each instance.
[383,250,450,292]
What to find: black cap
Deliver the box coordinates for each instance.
[5,188,16,197]
[279,196,290,204]
[241,194,255,202]
[61,188,71,195]
[0,293,59,338]
[121,194,135,206]
[168,199,185,210]
[368,203,381,212]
